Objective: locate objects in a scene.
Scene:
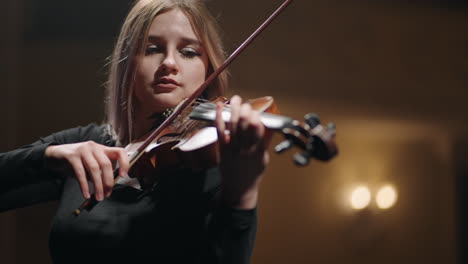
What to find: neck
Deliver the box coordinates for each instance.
[133,105,174,140]
[133,105,157,140]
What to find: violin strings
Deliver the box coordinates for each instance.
[192,101,232,113]
[187,100,233,123]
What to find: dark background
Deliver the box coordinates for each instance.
[1,0,468,263]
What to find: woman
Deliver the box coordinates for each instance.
[0,0,270,263]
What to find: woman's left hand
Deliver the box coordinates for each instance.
[215,95,271,209]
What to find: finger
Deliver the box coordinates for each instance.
[239,103,252,132]
[215,101,228,146]
[238,103,253,147]
[105,147,130,179]
[69,157,90,199]
[229,95,242,144]
[82,151,104,201]
[251,110,267,150]
[93,149,114,197]
[252,110,265,140]
[250,110,273,151]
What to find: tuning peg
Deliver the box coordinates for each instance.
[275,139,293,153]
[293,151,310,166]
[304,113,320,128]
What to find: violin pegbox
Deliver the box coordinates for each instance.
[274,113,338,166]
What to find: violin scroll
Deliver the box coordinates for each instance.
[275,113,338,166]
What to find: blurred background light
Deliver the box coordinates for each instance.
[376,185,398,209]
[350,186,371,210]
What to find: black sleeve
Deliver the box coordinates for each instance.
[205,206,257,264]
[201,168,258,264]
[0,124,111,212]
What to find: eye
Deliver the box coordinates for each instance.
[145,44,161,55]
[180,47,201,58]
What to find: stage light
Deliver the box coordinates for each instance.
[350,186,371,210]
[376,185,397,209]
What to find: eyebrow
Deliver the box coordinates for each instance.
[147,35,202,46]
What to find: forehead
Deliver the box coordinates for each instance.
[148,8,199,41]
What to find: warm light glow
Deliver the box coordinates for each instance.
[350,186,371,209]
[376,185,398,209]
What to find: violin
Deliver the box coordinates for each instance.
[74,0,337,215]
[119,96,337,188]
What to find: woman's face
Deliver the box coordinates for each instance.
[134,8,209,116]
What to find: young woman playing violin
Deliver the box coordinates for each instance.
[0,0,271,263]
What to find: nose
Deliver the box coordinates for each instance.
[159,50,179,75]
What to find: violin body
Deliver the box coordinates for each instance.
[120,97,282,189]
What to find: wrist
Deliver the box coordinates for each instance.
[44,145,63,170]
[220,183,260,210]
[44,145,56,158]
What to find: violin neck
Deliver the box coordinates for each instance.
[189,103,293,130]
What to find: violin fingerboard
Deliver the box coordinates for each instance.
[189,103,293,130]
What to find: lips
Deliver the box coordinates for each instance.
[152,77,180,92]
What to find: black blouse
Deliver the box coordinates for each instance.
[0,124,256,263]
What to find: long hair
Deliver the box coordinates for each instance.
[105,0,227,146]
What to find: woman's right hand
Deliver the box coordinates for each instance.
[44,141,130,201]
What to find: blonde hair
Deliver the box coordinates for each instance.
[105,0,227,146]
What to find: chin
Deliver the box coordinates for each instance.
[148,94,183,112]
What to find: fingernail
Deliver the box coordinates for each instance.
[96,193,103,201]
